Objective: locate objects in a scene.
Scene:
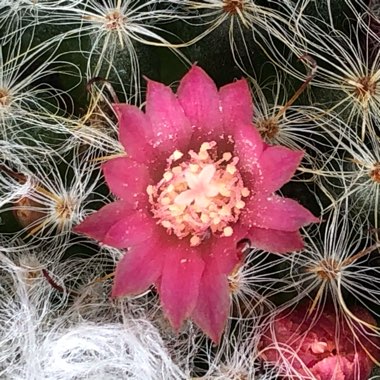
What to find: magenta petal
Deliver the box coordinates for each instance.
[192,235,244,343]
[113,103,154,162]
[177,65,223,139]
[258,146,304,193]
[103,210,155,248]
[311,356,352,380]
[242,194,319,231]
[209,226,247,274]
[74,201,132,242]
[145,79,192,153]
[192,269,230,344]
[102,157,150,207]
[220,79,253,135]
[212,241,241,274]
[233,122,264,190]
[112,236,164,297]
[248,227,305,253]
[158,243,205,330]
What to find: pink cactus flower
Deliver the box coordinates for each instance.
[260,303,380,379]
[75,65,318,342]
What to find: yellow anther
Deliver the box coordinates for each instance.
[161,220,172,229]
[219,187,231,197]
[189,164,199,173]
[198,151,209,160]
[163,172,173,181]
[146,185,154,195]
[208,204,217,212]
[200,213,210,223]
[171,150,183,161]
[169,204,184,213]
[236,200,245,209]
[200,142,211,151]
[190,235,201,246]
[223,226,233,237]
[241,187,250,197]
[226,164,237,175]
[212,217,221,225]
[177,184,187,193]
[183,214,195,222]
[172,166,182,175]
[161,197,171,205]
[219,207,231,216]
[223,152,232,161]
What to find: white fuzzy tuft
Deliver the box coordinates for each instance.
[37,321,186,380]
[0,247,187,380]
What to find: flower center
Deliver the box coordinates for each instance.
[223,0,244,14]
[105,11,125,30]
[352,75,377,102]
[0,88,10,107]
[370,162,380,184]
[147,142,249,246]
[307,258,339,281]
[256,116,279,141]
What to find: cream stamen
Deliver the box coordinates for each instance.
[147,141,249,246]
